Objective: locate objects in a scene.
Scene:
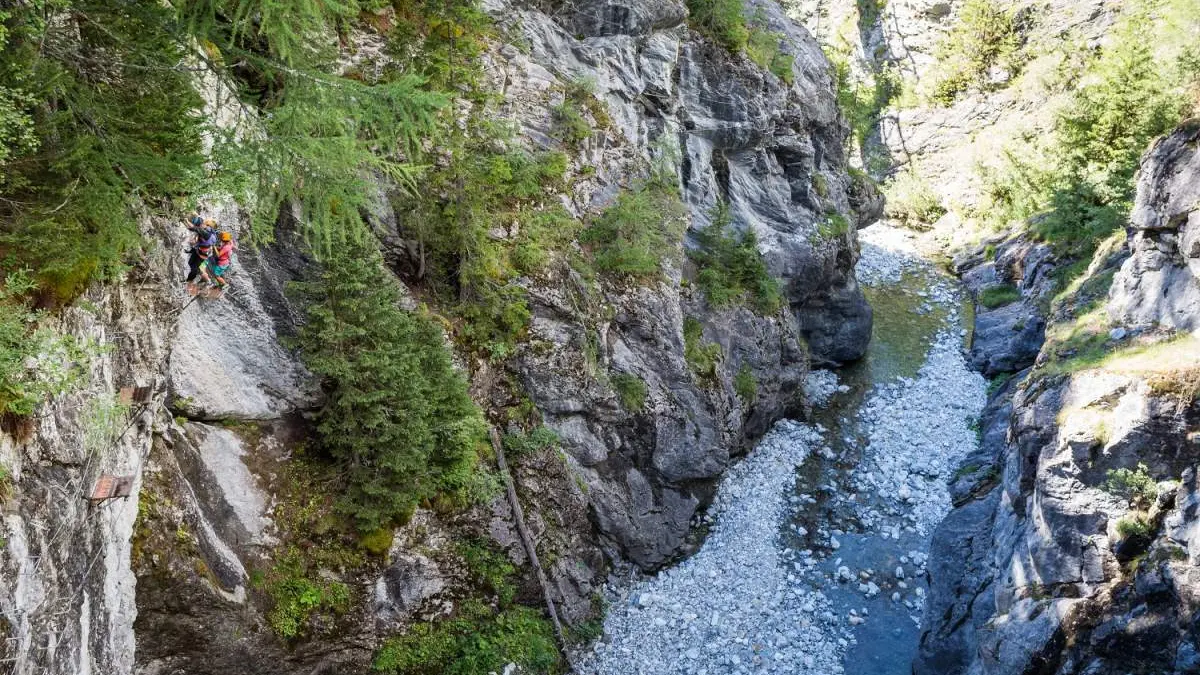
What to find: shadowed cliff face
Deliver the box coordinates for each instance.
[0,2,879,674]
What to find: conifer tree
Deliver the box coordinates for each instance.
[0,1,205,300]
[298,240,486,531]
[0,0,449,298]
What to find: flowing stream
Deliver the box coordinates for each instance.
[580,225,987,675]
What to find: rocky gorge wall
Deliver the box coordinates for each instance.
[0,1,881,673]
[916,123,1200,675]
[776,2,1200,673]
[488,0,880,571]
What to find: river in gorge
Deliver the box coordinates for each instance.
[575,223,987,675]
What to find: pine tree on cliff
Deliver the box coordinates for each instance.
[298,240,487,531]
[0,0,446,301]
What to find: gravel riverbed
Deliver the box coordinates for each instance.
[578,225,987,675]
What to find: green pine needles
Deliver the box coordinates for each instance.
[228,71,446,253]
[0,0,450,301]
[1,1,205,303]
[176,0,360,68]
[298,241,488,532]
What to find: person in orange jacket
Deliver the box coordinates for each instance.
[200,231,238,291]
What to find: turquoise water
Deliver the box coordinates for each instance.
[784,267,959,675]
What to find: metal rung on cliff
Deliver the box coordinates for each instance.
[88,475,134,504]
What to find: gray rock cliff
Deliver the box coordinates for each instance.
[919,124,1200,675]
[0,1,879,673]
[1108,121,1200,333]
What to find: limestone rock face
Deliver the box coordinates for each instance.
[562,0,689,37]
[0,259,169,675]
[920,365,1200,675]
[920,123,1200,675]
[486,0,876,568]
[1109,121,1200,332]
[955,235,1057,376]
[167,206,319,421]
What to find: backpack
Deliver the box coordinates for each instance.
[194,228,217,254]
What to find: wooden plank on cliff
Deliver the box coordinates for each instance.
[88,475,134,504]
[119,386,153,405]
[489,427,571,662]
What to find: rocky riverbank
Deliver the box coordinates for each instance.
[580,224,987,674]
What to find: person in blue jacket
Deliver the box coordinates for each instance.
[184,214,218,291]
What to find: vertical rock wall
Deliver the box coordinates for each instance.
[918,122,1200,675]
[491,0,879,569]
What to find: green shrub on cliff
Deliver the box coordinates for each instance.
[689,202,783,314]
[977,285,1021,309]
[687,0,751,51]
[0,270,93,417]
[884,169,946,227]
[374,600,561,675]
[582,178,687,280]
[257,548,351,640]
[688,0,796,83]
[375,539,562,675]
[684,316,723,381]
[298,241,488,532]
[746,25,795,84]
[1104,464,1158,508]
[409,141,572,360]
[612,373,649,411]
[734,365,757,403]
[929,0,1023,105]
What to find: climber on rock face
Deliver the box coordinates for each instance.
[199,230,237,293]
[184,215,218,294]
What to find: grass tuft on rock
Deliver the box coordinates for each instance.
[256,548,352,640]
[611,373,648,411]
[684,317,723,382]
[977,285,1021,309]
[503,426,560,458]
[373,601,561,675]
[1115,513,1155,540]
[690,202,783,314]
[734,366,757,403]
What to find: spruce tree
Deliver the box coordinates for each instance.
[298,240,486,531]
[0,1,205,301]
